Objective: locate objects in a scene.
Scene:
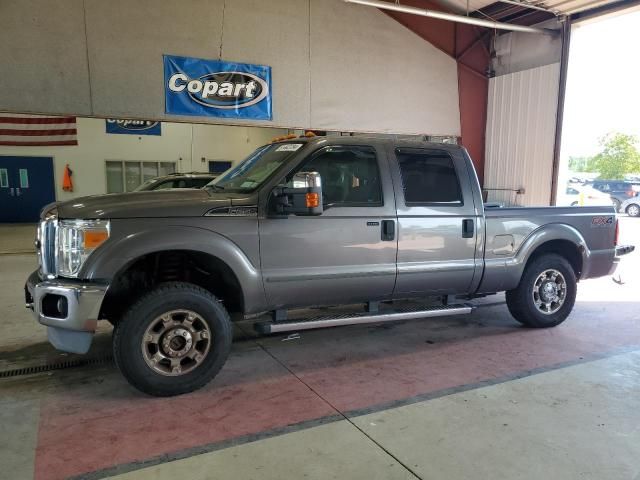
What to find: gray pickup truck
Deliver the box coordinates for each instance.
[26,136,634,396]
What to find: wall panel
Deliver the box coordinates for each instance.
[310,0,460,135]
[0,0,460,136]
[484,63,560,206]
[84,0,225,119]
[0,0,91,115]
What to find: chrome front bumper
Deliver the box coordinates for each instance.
[25,270,108,354]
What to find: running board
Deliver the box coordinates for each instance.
[254,304,474,334]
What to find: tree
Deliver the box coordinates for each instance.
[568,155,595,172]
[590,133,640,179]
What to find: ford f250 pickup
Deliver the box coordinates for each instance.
[25,136,634,396]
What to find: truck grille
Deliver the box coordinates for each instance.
[38,214,57,278]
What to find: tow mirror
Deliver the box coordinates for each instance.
[273,172,323,216]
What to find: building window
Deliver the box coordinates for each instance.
[106,161,176,193]
[395,148,463,205]
[19,169,29,188]
[0,169,8,188]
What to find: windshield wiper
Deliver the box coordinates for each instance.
[207,184,225,191]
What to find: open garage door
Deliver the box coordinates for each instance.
[556,9,640,212]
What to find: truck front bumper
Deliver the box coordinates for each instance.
[25,270,108,354]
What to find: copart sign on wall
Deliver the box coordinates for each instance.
[106,119,161,135]
[164,55,272,120]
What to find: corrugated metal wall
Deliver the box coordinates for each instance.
[484,63,560,206]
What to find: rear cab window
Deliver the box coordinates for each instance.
[395,148,463,206]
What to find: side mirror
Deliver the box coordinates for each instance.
[272,171,323,216]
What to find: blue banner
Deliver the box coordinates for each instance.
[106,119,161,135]
[164,55,272,120]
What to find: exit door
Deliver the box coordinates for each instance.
[0,156,55,222]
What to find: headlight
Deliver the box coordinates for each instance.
[57,220,110,277]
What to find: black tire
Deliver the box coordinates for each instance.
[626,203,640,217]
[113,282,232,396]
[505,253,577,328]
[570,201,578,207]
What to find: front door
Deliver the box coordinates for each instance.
[390,146,480,296]
[0,156,55,223]
[259,144,398,309]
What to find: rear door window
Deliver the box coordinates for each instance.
[395,149,463,205]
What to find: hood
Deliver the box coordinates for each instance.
[55,189,253,219]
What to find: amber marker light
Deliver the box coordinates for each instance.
[84,230,109,249]
[306,192,320,208]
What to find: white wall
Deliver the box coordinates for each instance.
[0,118,287,202]
[484,63,561,206]
[0,0,461,136]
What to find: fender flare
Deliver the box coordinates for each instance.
[80,225,266,313]
[508,223,589,281]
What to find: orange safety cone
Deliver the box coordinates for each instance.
[62,164,73,192]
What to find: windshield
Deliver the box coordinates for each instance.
[134,178,160,191]
[206,143,305,193]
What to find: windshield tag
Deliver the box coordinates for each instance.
[275,143,303,152]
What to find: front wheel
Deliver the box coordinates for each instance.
[113,282,232,396]
[506,254,577,328]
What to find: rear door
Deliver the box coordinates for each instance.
[259,143,398,308]
[390,146,480,296]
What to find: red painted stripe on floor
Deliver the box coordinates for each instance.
[33,348,336,480]
[33,300,640,479]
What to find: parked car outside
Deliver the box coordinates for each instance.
[589,180,640,212]
[134,173,216,191]
[621,192,640,217]
[557,185,614,207]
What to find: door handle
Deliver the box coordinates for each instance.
[9,188,14,196]
[381,220,395,241]
[462,219,474,238]
[16,188,21,196]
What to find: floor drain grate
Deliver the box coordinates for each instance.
[0,355,113,378]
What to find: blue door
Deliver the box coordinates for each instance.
[0,156,56,223]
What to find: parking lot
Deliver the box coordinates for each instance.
[1,217,638,480]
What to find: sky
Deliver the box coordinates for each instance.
[560,8,640,161]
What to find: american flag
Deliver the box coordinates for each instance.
[0,114,78,146]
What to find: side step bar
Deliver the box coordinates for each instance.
[254,304,474,334]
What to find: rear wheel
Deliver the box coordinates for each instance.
[626,203,640,217]
[113,282,232,396]
[506,254,577,328]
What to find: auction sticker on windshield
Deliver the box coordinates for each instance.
[275,144,303,152]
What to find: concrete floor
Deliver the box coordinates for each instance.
[0,223,36,254]
[0,218,639,480]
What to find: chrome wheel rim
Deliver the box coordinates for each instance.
[141,309,211,376]
[628,205,640,217]
[532,269,567,315]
